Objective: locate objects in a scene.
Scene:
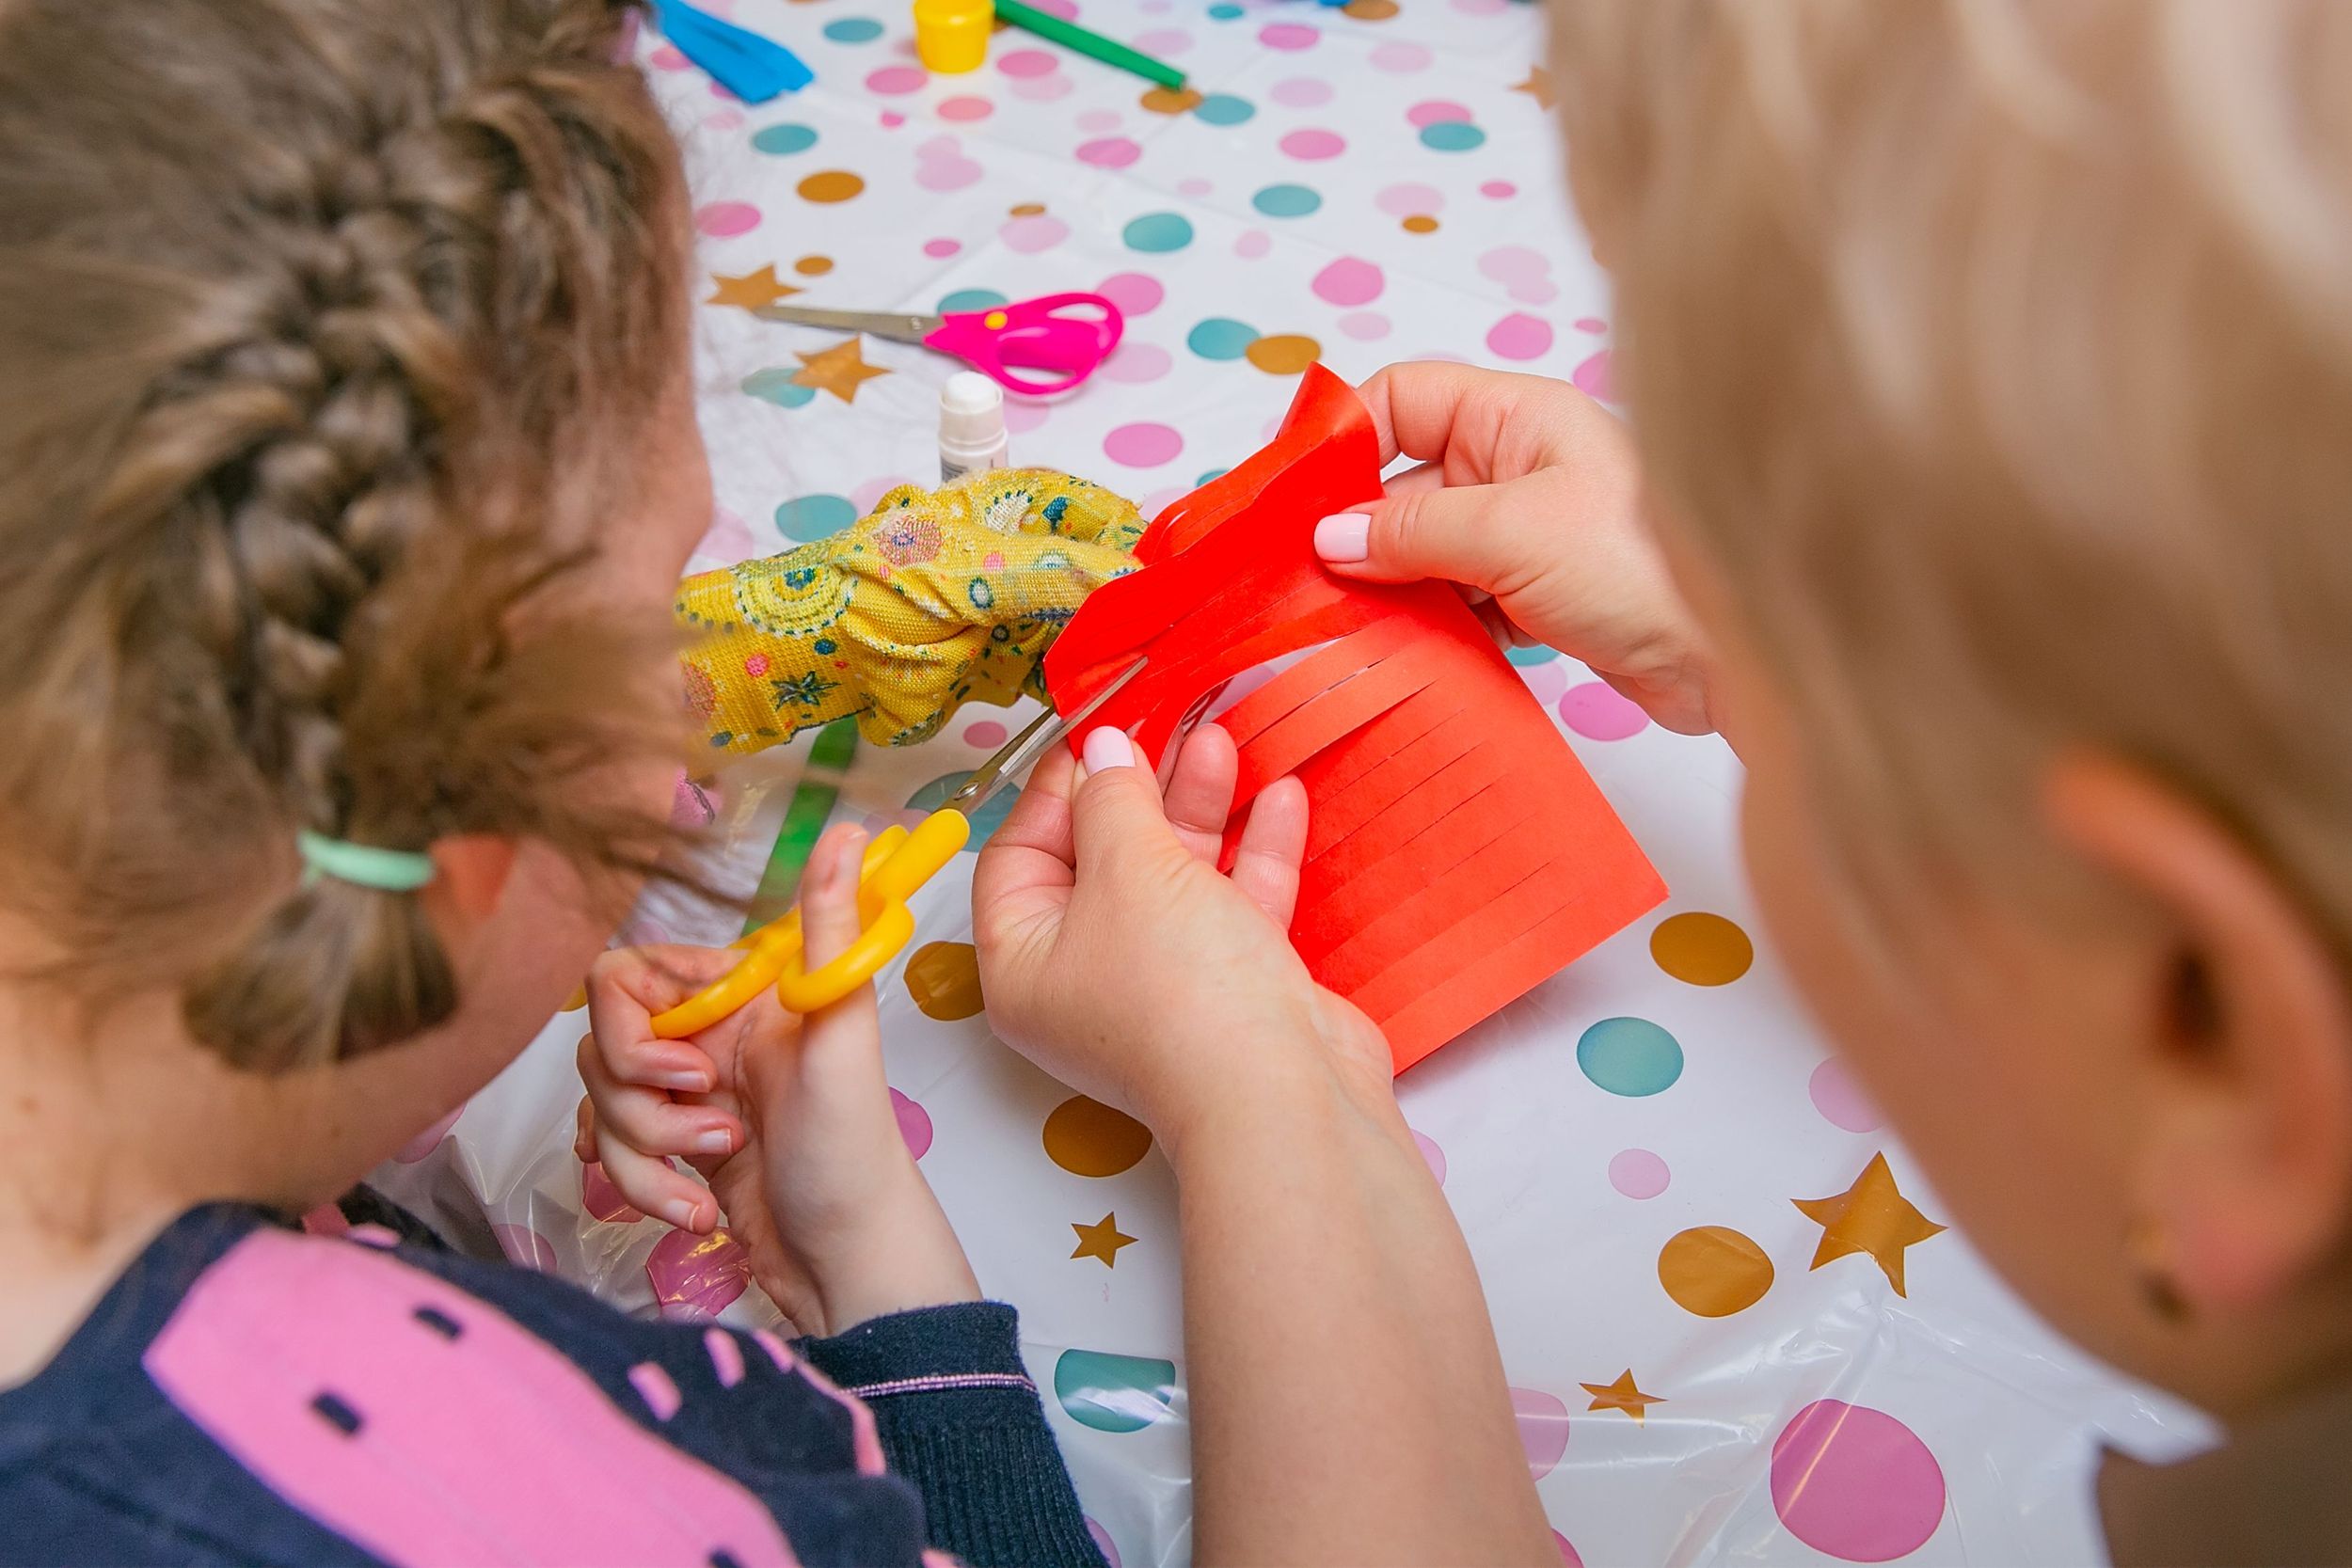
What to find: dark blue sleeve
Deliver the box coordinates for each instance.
[800,1304,1106,1568]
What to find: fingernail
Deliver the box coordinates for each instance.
[662,1196,704,1230]
[1081,726,1134,773]
[1313,513,1370,562]
[694,1126,735,1156]
[648,1068,713,1093]
[819,826,866,889]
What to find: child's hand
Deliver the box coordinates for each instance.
[972,723,1393,1146]
[576,826,977,1336]
[1318,361,1718,736]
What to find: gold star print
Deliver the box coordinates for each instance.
[1580,1370,1664,1422]
[1070,1213,1136,1268]
[1792,1151,1947,1297]
[790,337,891,404]
[1512,65,1557,111]
[707,264,801,310]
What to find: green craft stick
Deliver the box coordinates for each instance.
[993,0,1187,90]
[743,716,859,936]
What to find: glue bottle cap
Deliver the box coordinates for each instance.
[940,371,1005,441]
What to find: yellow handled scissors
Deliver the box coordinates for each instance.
[647,659,1146,1037]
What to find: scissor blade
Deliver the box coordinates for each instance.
[753,305,942,343]
[946,657,1147,816]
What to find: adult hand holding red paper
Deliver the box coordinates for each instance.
[1043,364,1667,1072]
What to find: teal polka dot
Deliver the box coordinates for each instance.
[751,122,818,155]
[1054,1349,1178,1433]
[937,287,1009,314]
[1195,93,1255,126]
[1185,318,1260,360]
[741,368,817,408]
[1122,212,1195,253]
[1251,183,1322,218]
[1576,1017,1684,1097]
[1195,467,1230,485]
[1207,3,1243,17]
[1420,121,1486,152]
[821,17,883,41]
[774,492,858,543]
[1506,644,1562,667]
[909,770,1019,847]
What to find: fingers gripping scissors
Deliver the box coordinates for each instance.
[647,659,1148,1037]
[755,293,1123,397]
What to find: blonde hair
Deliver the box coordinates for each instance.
[1553,0,2352,944]
[0,0,691,1069]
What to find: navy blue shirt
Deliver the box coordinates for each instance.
[0,1200,1103,1568]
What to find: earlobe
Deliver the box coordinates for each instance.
[2044,753,2352,1318]
[421,834,517,932]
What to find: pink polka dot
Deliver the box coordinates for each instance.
[1809,1059,1883,1133]
[394,1104,463,1164]
[1133,28,1191,55]
[1077,135,1142,168]
[1009,71,1073,102]
[1098,343,1170,384]
[996,47,1057,77]
[1271,76,1333,107]
[1177,175,1213,198]
[938,95,993,121]
[891,1087,934,1160]
[1575,316,1609,334]
[1559,680,1650,739]
[1512,1387,1571,1479]
[1411,1129,1446,1186]
[1338,310,1391,341]
[1375,181,1444,217]
[1027,0,1077,15]
[1003,397,1051,434]
[693,201,761,238]
[1311,256,1384,307]
[923,236,962,258]
[1096,272,1166,315]
[1553,1532,1584,1568]
[866,64,928,94]
[646,1227,753,1322]
[1478,244,1550,284]
[1452,0,1508,12]
[702,107,747,133]
[1088,1518,1122,1568]
[1371,40,1433,72]
[850,476,909,513]
[1000,214,1070,253]
[1571,347,1615,401]
[1279,128,1345,160]
[1259,21,1319,49]
[1407,100,1474,128]
[1517,656,1569,703]
[963,718,1009,748]
[1482,180,1518,198]
[708,77,740,103]
[1076,107,1121,133]
[1486,311,1556,361]
[648,43,691,71]
[1104,422,1183,467]
[582,1161,644,1225]
[879,109,907,129]
[1608,1148,1671,1199]
[492,1225,558,1272]
[916,152,982,191]
[1772,1402,1947,1561]
[1234,230,1272,259]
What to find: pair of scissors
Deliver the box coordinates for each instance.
[755,293,1123,397]
[647,658,1149,1038]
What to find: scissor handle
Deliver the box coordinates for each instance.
[925,293,1124,396]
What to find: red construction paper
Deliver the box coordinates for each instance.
[1046,364,1666,1073]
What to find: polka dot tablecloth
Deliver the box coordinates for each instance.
[428,4,2211,1564]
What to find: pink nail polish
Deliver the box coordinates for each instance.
[1313,513,1371,562]
[1081,726,1134,773]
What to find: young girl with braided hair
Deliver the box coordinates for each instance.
[0,3,1106,1562]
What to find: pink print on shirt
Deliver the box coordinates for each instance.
[142,1227,802,1568]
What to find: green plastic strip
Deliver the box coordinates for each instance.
[743,716,860,936]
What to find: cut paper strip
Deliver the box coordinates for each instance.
[1047,365,1665,1071]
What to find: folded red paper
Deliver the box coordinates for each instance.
[1045,365,1666,1072]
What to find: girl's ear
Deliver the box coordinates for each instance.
[420,834,518,942]
[2043,753,2352,1318]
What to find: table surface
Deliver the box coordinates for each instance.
[437,3,2209,1563]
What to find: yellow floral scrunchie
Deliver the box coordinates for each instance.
[675,467,1145,753]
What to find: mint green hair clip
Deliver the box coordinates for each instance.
[295,830,437,894]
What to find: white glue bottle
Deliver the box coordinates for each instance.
[938,371,1010,483]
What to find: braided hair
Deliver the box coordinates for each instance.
[0,0,692,1069]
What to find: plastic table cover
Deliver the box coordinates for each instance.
[403,3,2214,1563]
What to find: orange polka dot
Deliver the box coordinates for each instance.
[1659,1226,1775,1317]
[1042,1096,1152,1177]
[903,941,985,1021]
[1009,201,1047,217]
[1141,85,1203,115]
[793,255,834,276]
[1245,334,1322,374]
[1402,214,1439,233]
[796,170,865,203]
[1650,911,1755,986]
[1344,0,1399,16]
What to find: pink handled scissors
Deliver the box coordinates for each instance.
[756,292,1123,396]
